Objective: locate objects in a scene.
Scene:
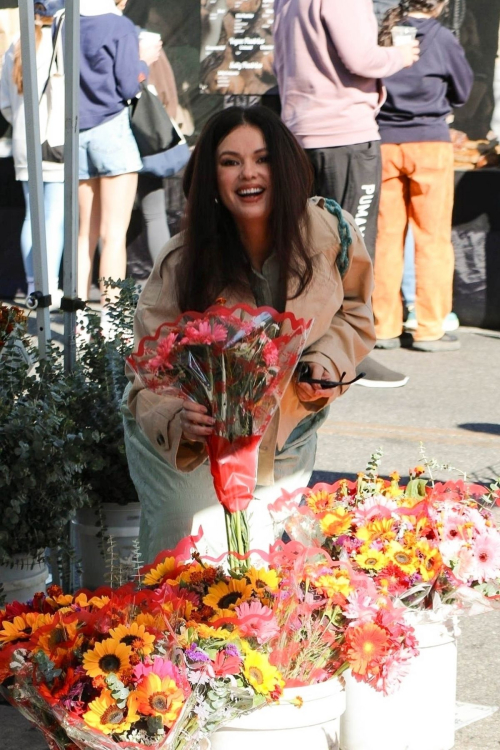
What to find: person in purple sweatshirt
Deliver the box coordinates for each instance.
[273,0,419,388]
[373,0,473,352]
[77,0,160,336]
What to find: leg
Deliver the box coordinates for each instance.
[372,144,409,340]
[98,172,138,303]
[20,181,34,295]
[78,179,101,301]
[43,182,65,300]
[137,173,170,263]
[408,142,455,341]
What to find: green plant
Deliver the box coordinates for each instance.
[0,335,88,566]
[68,278,140,507]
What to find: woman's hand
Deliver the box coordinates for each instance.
[295,363,338,402]
[139,37,162,67]
[180,400,215,443]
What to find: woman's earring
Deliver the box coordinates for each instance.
[215,197,219,204]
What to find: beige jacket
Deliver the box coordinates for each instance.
[127,198,375,484]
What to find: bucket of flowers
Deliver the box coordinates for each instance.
[269,451,500,750]
[0,530,418,750]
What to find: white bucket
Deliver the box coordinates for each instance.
[72,502,141,590]
[340,618,458,750]
[210,678,346,750]
[0,554,48,603]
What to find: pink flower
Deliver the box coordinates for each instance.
[345,593,378,626]
[372,648,416,695]
[262,340,279,367]
[470,532,500,582]
[146,332,178,371]
[181,319,228,345]
[134,656,183,685]
[235,600,280,644]
[354,495,397,524]
[212,650,241,677]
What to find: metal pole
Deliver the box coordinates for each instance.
[62,0,81,372]
[18,0,51,356]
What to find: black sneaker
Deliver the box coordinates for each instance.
[375,337,401,350]
[412,333,461,352]
[354,356,409,388]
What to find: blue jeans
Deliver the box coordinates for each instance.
[402,224,416,308]
[21,181,64,295]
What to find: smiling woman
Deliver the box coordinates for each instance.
[122,105,376,563]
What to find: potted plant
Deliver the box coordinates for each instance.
[67,279,142,590]
[0,310,88,603]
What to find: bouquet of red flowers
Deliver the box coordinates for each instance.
[128,304,312,564]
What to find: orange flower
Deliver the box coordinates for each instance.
[129,673,185,727]
[306,489,337,514]
[346,623,389,676]
[319,507,354,537]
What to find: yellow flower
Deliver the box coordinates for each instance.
[315,569,353,598]
[82,638,133,679]
[73,593,110,609]
[83,690,134,735]
[36,618,77,656]
[46,593,74,608]
[135,613,163,629]
[243,651,284,696]
[386,542,418,575]
[356,518,396,543]
[203,578,253,618]
[0,613,44,644]
[108,622,155,657]
[319,507,354,537]
[416,541,443,582]
[142,557,177,587]
[195,623,240,640]
[355,547,388,572]
[306,488,337,514]
[130,673,185,727]
[246,567,281,596]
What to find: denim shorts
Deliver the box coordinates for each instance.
[79,107,143,179]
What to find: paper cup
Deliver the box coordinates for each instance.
[139,30,162,45]
[391,26,417,46]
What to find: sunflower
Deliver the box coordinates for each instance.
[416,541,443,582]
[35,618,78,656]
[142,557,178,587]
[243,651,284,696]
[130,673,185,727]
[356,517,396,543]
[355,547,388,572]
[195,623,240,640]
[83,690,135,735]
[246,567,281,596]
[108,622,156,656]
[203,578,253,618]
[306,488,337,514]
[386,541,418,576]
[314,570,353,598]
[73,593,110,610]
[0,613,42,644]
[346,623,389,676]
[319,507,354,537]
[82,638,133,679]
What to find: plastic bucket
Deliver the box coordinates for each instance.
[340,618,458,750]
[72,502,141,590]
[210,678,346,750]
[0,554,48,603]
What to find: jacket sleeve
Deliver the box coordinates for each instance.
[444,32,474,109]
[320,0,405,79]
[126,241,209,473]
[299,211,375,410]
[113,26,148,102]
[0,49,13,123]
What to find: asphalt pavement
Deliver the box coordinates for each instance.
[1,317,499,749]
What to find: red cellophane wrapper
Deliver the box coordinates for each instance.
[128,305,312,512]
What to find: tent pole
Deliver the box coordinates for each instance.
[62,0,80,372]
[18,0,51,356]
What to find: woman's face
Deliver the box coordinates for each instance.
[216,125,272,225]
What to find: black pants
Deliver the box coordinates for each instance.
[306,141,382,260]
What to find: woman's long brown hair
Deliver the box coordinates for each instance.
[177,106,314,313]
[12,15,53,94]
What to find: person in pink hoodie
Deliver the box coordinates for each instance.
[273,0,419,387]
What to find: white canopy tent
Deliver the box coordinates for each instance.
[18,0,80,368]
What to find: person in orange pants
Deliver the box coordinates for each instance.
[373,0,473,352]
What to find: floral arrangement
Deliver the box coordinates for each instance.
[270,453,500,617]
[0,303,28,349]
[128,304,312,563]
[0,532,418,749]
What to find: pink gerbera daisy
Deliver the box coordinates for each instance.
[235,600,280,644]
[470,532,500,582]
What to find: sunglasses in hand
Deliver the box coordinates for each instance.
[297,364,365,388]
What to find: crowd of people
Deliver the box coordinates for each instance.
[0,1,482,551]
